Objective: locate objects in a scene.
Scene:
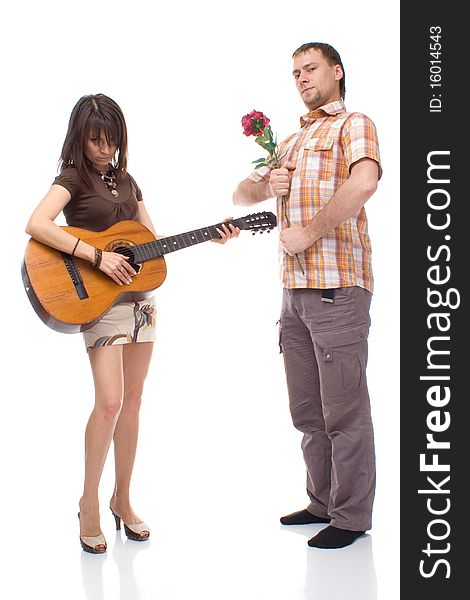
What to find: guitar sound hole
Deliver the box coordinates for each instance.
[114,247,142,274]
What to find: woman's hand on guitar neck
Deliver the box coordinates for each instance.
[99,251,136,286]
[213,218,240,244]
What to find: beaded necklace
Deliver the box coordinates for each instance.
[100,169,119,197]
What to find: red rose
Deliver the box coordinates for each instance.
[242,114,254,136]
[241,110,270,137]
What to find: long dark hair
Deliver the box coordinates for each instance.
[292,43,346,100]
[59,94,128,184]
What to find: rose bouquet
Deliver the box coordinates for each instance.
[241,110,304,274]
[241,110,283,169]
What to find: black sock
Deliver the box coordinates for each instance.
[280,509,330,525]
[308,525,365,548]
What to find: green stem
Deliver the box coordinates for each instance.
[280,195,305,276]
[270,147,305,277]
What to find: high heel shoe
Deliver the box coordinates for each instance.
[78,512,107,554]
[110,507,150,541]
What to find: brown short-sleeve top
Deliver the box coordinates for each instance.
[54,166,143,232]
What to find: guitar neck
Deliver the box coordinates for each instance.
[131,222,229,263]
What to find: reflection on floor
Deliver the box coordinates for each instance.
[76,521,378,600]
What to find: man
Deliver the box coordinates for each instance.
[233,42,381,549]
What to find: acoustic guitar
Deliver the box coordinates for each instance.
[22,212,277,333]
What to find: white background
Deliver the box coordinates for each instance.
[1,1,399,598]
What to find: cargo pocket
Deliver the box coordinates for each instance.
[316,326,368,404]
[276,319,283,354]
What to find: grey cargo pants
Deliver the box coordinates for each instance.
[279,286,376,532]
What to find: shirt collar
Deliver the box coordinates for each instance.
[300,100,346,126]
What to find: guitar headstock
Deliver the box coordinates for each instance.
[232,212,277,235]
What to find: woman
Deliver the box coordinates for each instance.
[26,94,238,554]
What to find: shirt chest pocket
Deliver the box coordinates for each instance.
[300,138,334,181]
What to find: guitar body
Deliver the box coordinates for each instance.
[22,221,167,333]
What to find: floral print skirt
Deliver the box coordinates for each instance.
[83,296,156,352]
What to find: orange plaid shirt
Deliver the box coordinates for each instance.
[249,101,381,292]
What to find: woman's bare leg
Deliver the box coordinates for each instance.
[79,345,124,537]
[110,342,153,524]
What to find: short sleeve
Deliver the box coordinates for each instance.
[53,167,82,196]
[248,165,272,183]
[128,174,143,201]
[341,113,382,179]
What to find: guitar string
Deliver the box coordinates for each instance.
[104,216,274,263]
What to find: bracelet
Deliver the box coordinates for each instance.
[71,238,80,256]
[92,247,103,269]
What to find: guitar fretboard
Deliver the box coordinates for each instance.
[130,224,225,263]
